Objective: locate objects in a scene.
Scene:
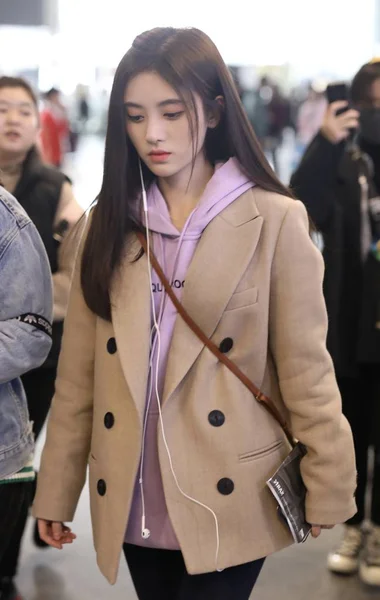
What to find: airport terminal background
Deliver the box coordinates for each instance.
[1,0,380,598]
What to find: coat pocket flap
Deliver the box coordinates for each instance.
[225,287,258,312]
[239,439,284,463]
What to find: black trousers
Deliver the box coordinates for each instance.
[338,365,380,526]
[123,544,264,600]
[0,366,56,578]
[21,366,57,441]
[0,483,33,573]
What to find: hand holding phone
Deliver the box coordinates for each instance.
[321,101,360,145]
[326,83,350,114]
[322,83,360,144]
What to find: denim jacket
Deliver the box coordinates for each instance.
[0,187,53,478]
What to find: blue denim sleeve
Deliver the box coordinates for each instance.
[0,222,53,383]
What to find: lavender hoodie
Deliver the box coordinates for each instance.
[125,158,255,549]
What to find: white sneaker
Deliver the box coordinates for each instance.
[327,526,363,574]
[360,525,380,586]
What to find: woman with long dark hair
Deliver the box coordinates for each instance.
[33,28,356,599]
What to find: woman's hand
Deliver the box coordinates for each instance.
[321,101,359,144]
[38,519,77,549]
[311,524,335,538]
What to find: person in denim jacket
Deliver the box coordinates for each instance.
[0,185,52,600]
[0,77,83,587]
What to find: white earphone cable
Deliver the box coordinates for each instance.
[138,160,220,569]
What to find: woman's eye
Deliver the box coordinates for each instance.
[165,111,184,120]
[21,111,32,117]
[127,115,144,123]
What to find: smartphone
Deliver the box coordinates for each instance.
[326,83,350,115]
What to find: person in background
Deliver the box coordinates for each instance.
[0,76,83,599]
[33,27,355,600]
[0,184,52,600]
[243,75,271,150]
[291,59,380,587]
[293,82,327,168]
[265,84,291,173]
[244,77,289,174]
[77,86,90,133]
[40,87,69,168]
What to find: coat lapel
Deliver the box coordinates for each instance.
[111,238,151,422]
[163,190,263,404]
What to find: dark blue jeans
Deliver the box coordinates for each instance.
[124,543,265,600]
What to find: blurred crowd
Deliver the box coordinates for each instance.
[233,71,328,176]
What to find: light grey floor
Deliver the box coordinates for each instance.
[17,504,379,599]
[15,136,378,598]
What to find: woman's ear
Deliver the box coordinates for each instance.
[208,95,224,129]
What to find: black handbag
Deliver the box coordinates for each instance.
[137,232,311,543]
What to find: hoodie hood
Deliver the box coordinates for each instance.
[146,157,255,240]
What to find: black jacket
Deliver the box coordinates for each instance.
[14,147,69,367]
[291,133,380,378]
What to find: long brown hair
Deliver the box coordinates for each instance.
[82,27,292,321]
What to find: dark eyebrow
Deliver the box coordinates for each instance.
[0,100,33,108]
[158,99,183,108]
[124,99,184,110]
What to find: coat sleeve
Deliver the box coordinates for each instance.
[290,133,345,231]
[32,216,96,522]
[269,200,357,525]
[0,224,52,382]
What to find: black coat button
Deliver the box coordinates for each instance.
[219,337,233,353]
[217,478,234,495]
[97,479,107,496]
[208,410,225,427]
[107,338,117,354]
[104,412,114,429]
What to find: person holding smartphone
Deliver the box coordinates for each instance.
[291,60,380,587]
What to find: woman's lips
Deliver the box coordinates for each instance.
[149,151,171,163]
[5,131,21,140]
